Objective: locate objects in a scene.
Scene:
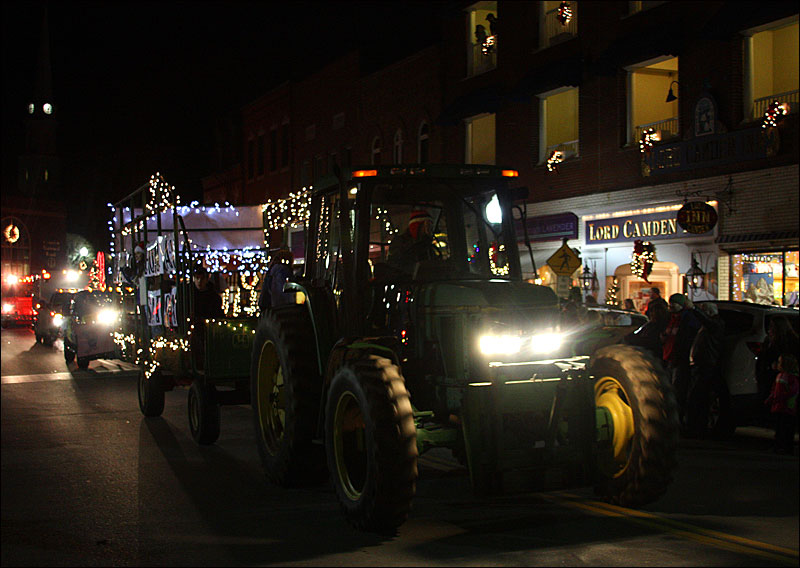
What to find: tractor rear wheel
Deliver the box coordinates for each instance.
[251,306,325,486]
[590,344,679,507]
[325,355,418,533]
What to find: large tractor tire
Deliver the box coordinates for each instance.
[250,306,326,486]
[325,355,418,533]
[590,344,679,507]
[138,367,165,417]
[188,380,221,445]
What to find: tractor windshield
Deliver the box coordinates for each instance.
[366,180,516,280]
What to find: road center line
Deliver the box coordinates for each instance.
[543,492,798,565]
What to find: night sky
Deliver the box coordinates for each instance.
[2,1,446,250]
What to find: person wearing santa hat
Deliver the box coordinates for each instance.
[387,209,437,270]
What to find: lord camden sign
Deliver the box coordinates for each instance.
[676,201,718,234]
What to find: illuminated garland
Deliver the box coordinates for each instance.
[761,100,789,129]
[481,35,496,55]
[489,243,509,276]
[547,150,564,173]
[557,1,572,25]
[639,127,660,154]
[631,240,656,282]
[606,276,620,307]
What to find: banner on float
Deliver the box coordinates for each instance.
[147,289,162,326]
[144,235,177,277]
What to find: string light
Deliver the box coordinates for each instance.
[761,100,789,129]
[547,150,564,173]
[557,1,572,25]
[631,240,656,281]
[639,127,660,154]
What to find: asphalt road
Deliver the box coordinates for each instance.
[2,326,798,566]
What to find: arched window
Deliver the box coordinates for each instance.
[418,122,430,163]
[393,129,403,164]
[371,136,382,165]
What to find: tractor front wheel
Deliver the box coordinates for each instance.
[591,344,679,507]
[325,355,418,533]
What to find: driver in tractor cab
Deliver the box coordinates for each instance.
[387,209,437,272]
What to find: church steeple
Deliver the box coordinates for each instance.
[19,5,60,198]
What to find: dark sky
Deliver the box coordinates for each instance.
[1,0,447,249]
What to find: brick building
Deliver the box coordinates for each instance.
[205,1,798,307]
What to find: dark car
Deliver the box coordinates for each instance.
[33,291,74,346]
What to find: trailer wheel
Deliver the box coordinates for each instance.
[591,344,679,507]
[188,380,220,445]
[138,367,165,417]
[325,355,418,533]
[251,306,325,486]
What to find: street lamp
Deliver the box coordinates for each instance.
[580,265,594,292]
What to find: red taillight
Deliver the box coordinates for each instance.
[747,341,762,356]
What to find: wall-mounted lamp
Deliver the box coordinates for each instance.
[665,80,680,103]
[686,253,705,298]
[580,265,595,291]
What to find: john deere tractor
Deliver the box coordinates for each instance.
[250,164,679,533]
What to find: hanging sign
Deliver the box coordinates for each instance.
[144,240,162,277]
[676,201,718,234]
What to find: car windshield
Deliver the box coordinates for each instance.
[72,292,116,316]
[366,180,515,280]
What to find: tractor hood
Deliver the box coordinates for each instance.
[416,280,559,310]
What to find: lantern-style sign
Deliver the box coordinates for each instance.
[677,201,718,234]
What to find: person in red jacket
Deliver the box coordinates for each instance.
[765,353,799,455]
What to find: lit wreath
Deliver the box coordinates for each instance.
[631,240,656,282]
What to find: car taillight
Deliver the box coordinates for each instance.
[747,341,762,356]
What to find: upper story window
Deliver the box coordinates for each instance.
[393,129,404,164]
[465,113,496,164]
[269,128,278,172]
[626,56,679,146]
[538,86,579,164]
[247,138,255,181]
[540,1,578,49]
[418,122,430,163]
[744,17,798,120]
[257,133,265,177]
[467,1,497,77]
[281,121,290,169]
[371,137,382,165]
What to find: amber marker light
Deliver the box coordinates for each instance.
[501,170,519,177]
[352,170,378,177]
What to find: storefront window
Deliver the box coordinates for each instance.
[730,250,799,306]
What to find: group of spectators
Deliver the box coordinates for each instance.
[624,287,798,453]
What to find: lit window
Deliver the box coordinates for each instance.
[466,113,495,164]
[626,56,679,145]
[43,103,52,114]
[540,0,578,49]
[28,103,34,114]
[745,19,798,119]
[538,87,579,164]
[467,2,497,77]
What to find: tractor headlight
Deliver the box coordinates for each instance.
[96,308,119,326]
[52,313,64,327]
[479,334,524,355]
[2,303,13,314]
[529,332,563,354]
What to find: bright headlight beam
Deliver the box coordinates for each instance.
[96,308,118,325]
[530,332,563,354]
[52,313,63,326]
[479,334,523,355]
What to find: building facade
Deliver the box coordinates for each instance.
[207,0,799,307]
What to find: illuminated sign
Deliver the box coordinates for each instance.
[585,208,716,244]
[677,201,718,234]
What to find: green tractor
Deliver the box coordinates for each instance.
[251,164,679,532]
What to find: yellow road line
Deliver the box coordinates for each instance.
[543,492,798,565]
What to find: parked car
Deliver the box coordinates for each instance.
[63,290,121,369]
[694,300,799,433]
[572,305,648,354]
[33,291,74,346]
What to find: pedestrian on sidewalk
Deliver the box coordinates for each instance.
[765,353,799,455]
[661,293,701,431]
[686,301,727,438]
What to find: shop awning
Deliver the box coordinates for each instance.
[716,231,799,245]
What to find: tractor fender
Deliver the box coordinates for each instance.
[324,336,401,387]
